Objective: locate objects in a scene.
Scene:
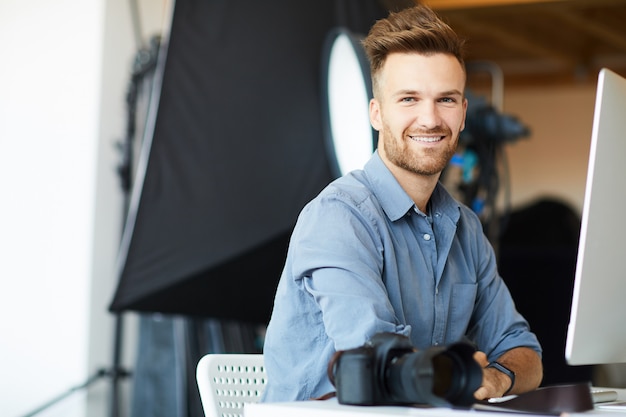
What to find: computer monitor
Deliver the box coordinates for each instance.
[565,68,626,366]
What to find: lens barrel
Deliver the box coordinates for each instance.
[386,342,482,407]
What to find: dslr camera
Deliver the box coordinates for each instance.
[330,332,482,407]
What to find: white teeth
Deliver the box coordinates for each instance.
[410,135,443,143]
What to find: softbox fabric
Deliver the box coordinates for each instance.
[109,0,388,323]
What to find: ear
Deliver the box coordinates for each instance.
[369,98,382,132]
[460,97,468,131]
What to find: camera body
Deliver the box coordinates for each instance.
[332,332,482,407]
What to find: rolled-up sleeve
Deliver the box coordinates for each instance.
[293,192,411,351]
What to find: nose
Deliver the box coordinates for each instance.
[416,101,441,130]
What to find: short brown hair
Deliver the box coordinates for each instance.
[362,5,465,93]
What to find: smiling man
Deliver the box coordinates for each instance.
[262,4,542,403]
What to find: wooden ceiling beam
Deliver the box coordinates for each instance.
[405,0,626,87]
[422,0,567,10]
[449,15,573,66]
[550,9,626,53]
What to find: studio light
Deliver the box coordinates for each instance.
[321,28,376,178]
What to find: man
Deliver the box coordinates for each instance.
[262,4,542,402]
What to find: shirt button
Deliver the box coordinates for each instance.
[423,233,431,241]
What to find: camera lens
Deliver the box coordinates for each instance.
[385,343,482,407]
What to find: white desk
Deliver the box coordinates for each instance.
[245,389,626,417]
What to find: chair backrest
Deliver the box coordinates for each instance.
[196,354,267,417]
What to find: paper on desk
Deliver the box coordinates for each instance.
[597,401,626,411]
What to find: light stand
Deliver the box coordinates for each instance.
[112,35,161,417]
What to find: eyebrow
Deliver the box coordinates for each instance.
[393,89,464,98]
[441,89,464,97]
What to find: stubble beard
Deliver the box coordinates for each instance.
[381,122,458,177]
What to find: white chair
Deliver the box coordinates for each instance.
[196,354,267,417]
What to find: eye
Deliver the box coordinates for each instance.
[439,97,456,103]
[401,96,416,103]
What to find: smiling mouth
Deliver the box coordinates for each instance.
[409,135,445,143]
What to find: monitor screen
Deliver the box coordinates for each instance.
[565,68,626,365]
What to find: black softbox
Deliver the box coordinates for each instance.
[109,0,389,323]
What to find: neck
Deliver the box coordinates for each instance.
[384,161,440,213]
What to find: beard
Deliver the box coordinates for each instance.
[380,122,458,176]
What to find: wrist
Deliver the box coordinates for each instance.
[486,361,515,395]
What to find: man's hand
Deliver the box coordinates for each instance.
[472,348,543,401]
[473,350,514,400]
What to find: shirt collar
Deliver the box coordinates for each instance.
[363,151,461,223]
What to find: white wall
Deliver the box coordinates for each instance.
[503,83,597,214]
[0,1,104,416]
[0,1,167,416]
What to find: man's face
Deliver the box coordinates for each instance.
[369,52,467,178]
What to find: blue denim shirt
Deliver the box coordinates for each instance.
[262,151,541,402]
